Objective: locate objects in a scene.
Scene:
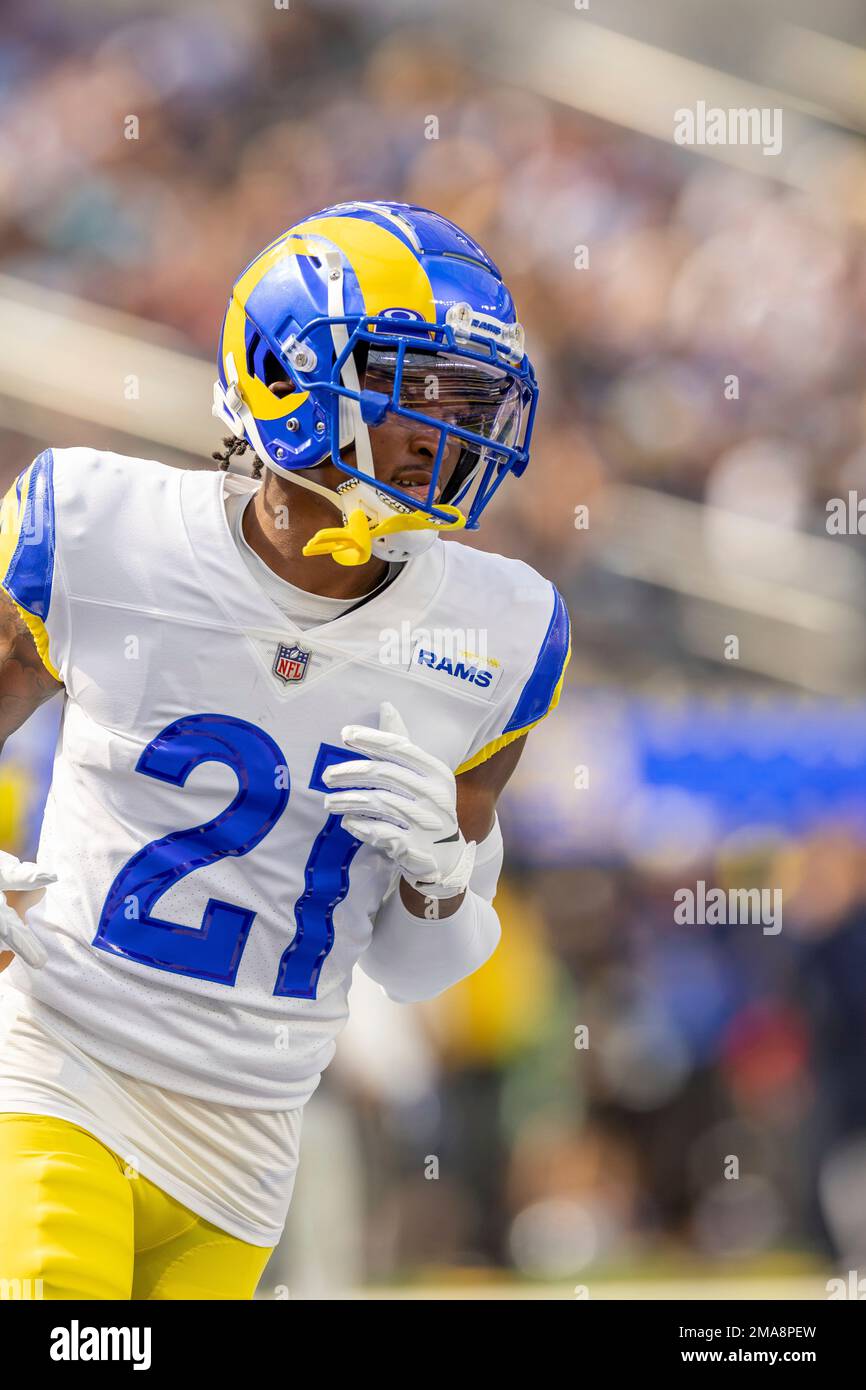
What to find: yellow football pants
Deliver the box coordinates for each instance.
[0,1114,274,1300]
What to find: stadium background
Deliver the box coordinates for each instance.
[2,0,866,1298]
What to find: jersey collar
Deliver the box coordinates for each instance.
[180,467,448,651]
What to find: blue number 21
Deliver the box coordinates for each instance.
[93,714,364,1000]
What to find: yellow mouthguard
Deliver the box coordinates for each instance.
[302,505,465,567]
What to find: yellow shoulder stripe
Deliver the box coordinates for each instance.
[456,634,571,775]
[2,589,60,682]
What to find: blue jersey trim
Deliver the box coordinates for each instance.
[5,449,56,620]
[502,586,571,735]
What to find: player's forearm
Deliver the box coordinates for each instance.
[362,888,500,1004]
[398,876,465,918]
[360,818,504,1004]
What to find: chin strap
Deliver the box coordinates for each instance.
[275,451,466,566]
[302,507,372,566]
[302,502,465,567]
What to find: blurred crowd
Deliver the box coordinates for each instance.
[2,0,866,1290]
[5,2,866,578]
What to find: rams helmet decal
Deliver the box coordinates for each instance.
[213,201,538,563]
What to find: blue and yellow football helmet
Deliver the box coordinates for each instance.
[213,200,538,564]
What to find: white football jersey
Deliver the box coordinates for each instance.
[0,448,570,1109]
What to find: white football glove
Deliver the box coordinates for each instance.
[0,851,56,969]
[322,702,476,899]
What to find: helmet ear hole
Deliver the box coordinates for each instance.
[262,348,296,393]
[246,331,261,381]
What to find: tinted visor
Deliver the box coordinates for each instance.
[362,348,525,450]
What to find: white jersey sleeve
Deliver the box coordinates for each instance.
[434,542,572,776]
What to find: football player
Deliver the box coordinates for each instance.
[0,201,569,1299]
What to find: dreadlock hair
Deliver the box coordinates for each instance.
[211,435,264,480]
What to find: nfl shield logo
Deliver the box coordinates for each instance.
[273,642,310,685]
